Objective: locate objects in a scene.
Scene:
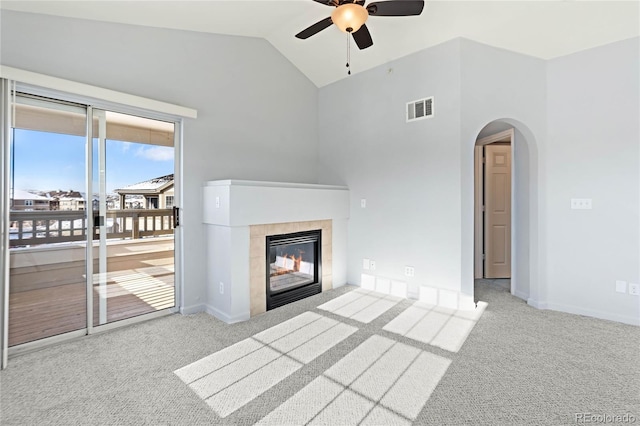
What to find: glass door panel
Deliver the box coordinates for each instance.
[92,110,175,326]
[8,95,88,346]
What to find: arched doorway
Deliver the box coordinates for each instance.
[471,119,539,303]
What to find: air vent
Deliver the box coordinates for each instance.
[406,97,434,122]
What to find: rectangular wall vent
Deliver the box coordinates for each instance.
[406,97,434,122]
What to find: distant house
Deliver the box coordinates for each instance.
[45,190,86,211]
[115,174,174,210]
[10,189,50,211]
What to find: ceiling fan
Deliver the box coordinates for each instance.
[295,0,425,50]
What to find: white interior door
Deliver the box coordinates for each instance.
[484,144,511,278]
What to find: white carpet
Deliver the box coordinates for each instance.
[317,288,402,323]
[176,293,484,423]
[383,301,488,352]
[258,335,451,425]
[4,283,639,425]
[175,311,357,418]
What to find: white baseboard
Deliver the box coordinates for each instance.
[513,290,529,301]
[205,304,250,324]
[527,298,547,310]
[180,304,205,315]
[528,299,639,326]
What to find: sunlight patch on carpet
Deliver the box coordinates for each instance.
[174,312,356,418]
[383,301,488,352]
[317,288,401,323]
[257,335,450,425]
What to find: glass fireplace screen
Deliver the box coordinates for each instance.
[267,231,319,294]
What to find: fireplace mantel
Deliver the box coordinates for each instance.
[202,180,349,323]
[203,180,349,227]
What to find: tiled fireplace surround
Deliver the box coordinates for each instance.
[249,220,332,316]
[203,180,349,323]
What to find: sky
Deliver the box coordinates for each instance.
[11,129,174,194]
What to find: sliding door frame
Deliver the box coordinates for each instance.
[86,106,95,335]
[0,70,193,366]
[1,79,11,369]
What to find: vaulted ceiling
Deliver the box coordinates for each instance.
[1,1,638,87]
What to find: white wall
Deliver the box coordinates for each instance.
[317,38,548,307]
[318,36,639,325]
[318,39,463,299]
[545,37,639,324]
[0,11,319,313]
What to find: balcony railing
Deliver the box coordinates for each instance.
[9,209,174,248]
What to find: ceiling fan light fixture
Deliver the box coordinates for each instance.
[331,4,368,33]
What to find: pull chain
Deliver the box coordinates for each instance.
[346,33,351,76]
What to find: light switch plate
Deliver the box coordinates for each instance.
[360,199,367,208]
[363,258,370,270]
[615,280,627,293]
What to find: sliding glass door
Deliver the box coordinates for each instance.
[8,95,88,346]
[92,110,176,326]
[4,93,177,349]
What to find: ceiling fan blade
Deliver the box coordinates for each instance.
[311,0,336,6]
[295,17,334,39]
[367,0,424,16]
[352,24,373,50]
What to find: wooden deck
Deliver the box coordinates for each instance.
[8,237,174,347]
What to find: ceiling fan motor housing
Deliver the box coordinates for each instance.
[331,3,369,34]
[296,0,425,50]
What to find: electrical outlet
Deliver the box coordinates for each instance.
[404,266,415,277]
[363,258,370,270]
[219,282,224,294]
[570,198,592,210]
[629,283,639,296]
[370,260,376,270]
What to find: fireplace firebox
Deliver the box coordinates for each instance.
[266,229,322,310]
